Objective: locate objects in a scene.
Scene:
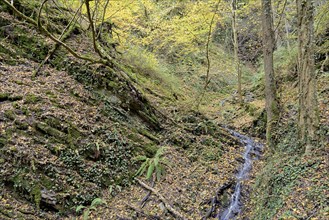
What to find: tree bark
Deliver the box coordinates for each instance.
[261,0,279,149]
[232,0,242,104]
[297,0,319,153]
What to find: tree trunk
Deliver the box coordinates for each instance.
[261,0,279,149]
[232,0,242,104]
[297,0,319,153]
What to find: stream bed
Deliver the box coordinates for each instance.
[218,129,263,220]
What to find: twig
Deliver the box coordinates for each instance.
[196,0,221,109]
[140,177,155,208]
[273,0,288,46]
[96,0,111,39]
[136,178,189,220]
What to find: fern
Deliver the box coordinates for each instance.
[134,147,169,181]
[75,197,106,220]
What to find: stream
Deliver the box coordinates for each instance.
[218,129,263,220]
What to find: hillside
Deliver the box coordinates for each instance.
[0,0,328,220]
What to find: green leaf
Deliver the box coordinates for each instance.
[154,156,159,167]
[156,164,162,181]
[133,155,148,161]
[135,160,148,176]
[76,205,85,213]
[146,161,155,179]
[155,147,167,157]
[109,185,113,194]
[91,198,105,207]
[83,209,90,220]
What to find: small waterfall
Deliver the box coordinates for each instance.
[219,129,263,220]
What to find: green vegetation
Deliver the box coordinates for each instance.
[76,198,106,220]
[134,147,170,181]
[0,0,328,219]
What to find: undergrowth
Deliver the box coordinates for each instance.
[249,125,329,219]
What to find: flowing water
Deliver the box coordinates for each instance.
[218,129,263,220]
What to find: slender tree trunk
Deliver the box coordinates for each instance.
[261,0,279,149]
[284,16,291,50]
[297,0,319,153]
[232,0,242,104]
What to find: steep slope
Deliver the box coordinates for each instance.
[0,5,164,218]
[0,2,248,219]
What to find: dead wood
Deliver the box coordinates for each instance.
[202,181,234,219]
[136,178,190,220]
[140,177,155,208]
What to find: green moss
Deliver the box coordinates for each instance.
[35,122,67,141]
[135,144,158,157]
[40,176,54,190]
[25,94,41,104]
[0,93,9,102]
[45,117,62,130]
[14,80,24,85]
[45,90,56,99]
[30,184,42,209]
[137,129,159,143]
[66,123,81,149]
[0,137,7,148]
[14,120,29,130]
[4,110,15,120]
[11,102,19,109]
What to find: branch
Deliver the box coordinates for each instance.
[37,0,49,28]
[33,1,84,78]
[97,0,111,39]
[196,0,221,109]
[273,0,287,46]
[0,0,108,65]
[85,0,102,58]
[136,178,189,220]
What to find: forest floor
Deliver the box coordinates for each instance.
[1,4,328,220]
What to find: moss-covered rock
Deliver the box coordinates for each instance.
[35,122,67,142]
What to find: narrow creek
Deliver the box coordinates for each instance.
[218,129,263,220]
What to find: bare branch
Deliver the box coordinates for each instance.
[85,0,103,58]
[196,0,222,109]
[37,0,49,28]
[136,178,189,220]
[97,0,111,39]
[0,0,108,65]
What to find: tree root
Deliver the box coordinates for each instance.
[136,178,189,220]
